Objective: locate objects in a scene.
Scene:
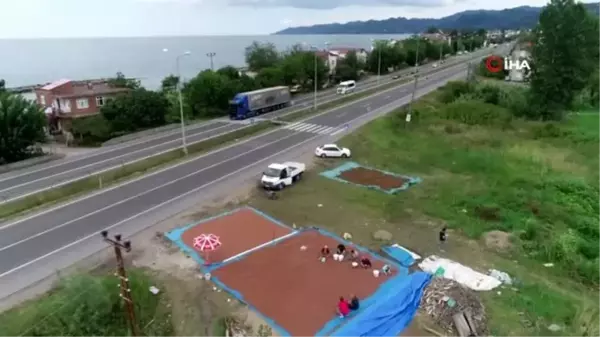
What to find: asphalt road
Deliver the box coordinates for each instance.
[0,48,495,203]
[0,49,503,278]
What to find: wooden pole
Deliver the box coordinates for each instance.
[101,230,140,336]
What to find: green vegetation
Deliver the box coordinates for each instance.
[0,270,172,336]
[250,80,598,336]
[0,122,274,220]
[0,92,47,164]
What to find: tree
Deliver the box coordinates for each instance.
[70,115,111,145]
[280,51,328,89]
[0,93,46,164]
[107,72,141,90]
[217,66,241,80]
[256,67,285,87]
[0,79,5,93]
[184,70,237,118]
[335,51,362,81]
[245,41,280,72]
[160,75,179,92]
[164,90,192,123]
[100,89,169,134]
[529,0,600,120]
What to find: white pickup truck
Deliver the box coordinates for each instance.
[260,162,305,190]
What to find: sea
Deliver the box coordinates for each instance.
[0,34,409,91]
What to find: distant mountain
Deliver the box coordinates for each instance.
[275,3,599,35]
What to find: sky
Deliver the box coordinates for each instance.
[0,0,596,38]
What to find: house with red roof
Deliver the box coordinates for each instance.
[35,79,130,132]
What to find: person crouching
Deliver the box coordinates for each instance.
[333,243,346,261]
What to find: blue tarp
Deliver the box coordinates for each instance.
[382,245,417,267]
[331,272,432,337]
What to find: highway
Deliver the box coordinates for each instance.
[0,49,491,203]
[0,46,507,283]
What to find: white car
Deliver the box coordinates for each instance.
[315,144,351,158]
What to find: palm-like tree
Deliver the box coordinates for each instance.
[0,93,47,164]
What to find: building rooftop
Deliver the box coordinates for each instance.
[40,79,71,91]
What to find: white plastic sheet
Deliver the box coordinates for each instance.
[418,255,501,291]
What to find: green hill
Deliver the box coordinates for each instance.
[275,2,599,34]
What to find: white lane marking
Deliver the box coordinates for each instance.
[330,128,347,136]
[0,124,243,205]
[0,120,225,183]
[222,231,299,264]
[0,58,481,231]
[319,127,335,134]
[303,125,323,133]
[0,67,474,278]
[0,130,307,253]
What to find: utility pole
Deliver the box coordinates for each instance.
[206,52,216,70]
[102,230,140,336]
[407,36,421,120]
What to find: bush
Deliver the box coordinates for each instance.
[0,270,173,336]
[438,81,474,103]
[70,115,112,145]
[441,98,513,126]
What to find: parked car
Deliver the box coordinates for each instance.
[392,75,400,79]
[314,144,351,158]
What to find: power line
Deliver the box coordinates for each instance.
[101,230,140,336]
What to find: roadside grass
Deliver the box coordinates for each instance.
[0,269,173,336]
[0,122,275,221]
[248,84,599,335]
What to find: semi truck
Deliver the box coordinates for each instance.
[228,86,292,120]
[260,162,305,190]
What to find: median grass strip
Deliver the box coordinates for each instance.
[0,121,274,220]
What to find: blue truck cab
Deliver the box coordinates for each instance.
[228,94,250,120]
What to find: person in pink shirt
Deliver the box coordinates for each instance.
[336,296,350,318]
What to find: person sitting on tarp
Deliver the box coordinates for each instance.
[350,249,359,261]
[382,264,392,275]
[333,243,346,261]
[360,256,372,268]
[348,294,360,311]
[319,245,330,260]
[336,297,351,318]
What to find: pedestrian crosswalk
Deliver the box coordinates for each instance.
[282,122,336,135]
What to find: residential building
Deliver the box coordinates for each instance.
[314,47,368,75]
[35,79,130,131]
[420,32,452,45]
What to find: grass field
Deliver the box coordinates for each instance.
[249,82,599,336]
[0,269,173,336]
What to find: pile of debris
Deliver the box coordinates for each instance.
[420,277,489,335]
[224,316,251,337]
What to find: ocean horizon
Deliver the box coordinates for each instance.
[0,34,409,90]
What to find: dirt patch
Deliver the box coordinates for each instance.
[180,208,292,263]
[212,230,396,336]
[483,230,513,252]
[338,167,407,190]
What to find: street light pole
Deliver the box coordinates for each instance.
[377,46,382,85]
[407,36,421,120]
[206,52,216,70]
[314,50,318,110]
[174,51,191,155]
[101,230,140,336]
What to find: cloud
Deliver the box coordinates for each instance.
[227,0,462,9]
